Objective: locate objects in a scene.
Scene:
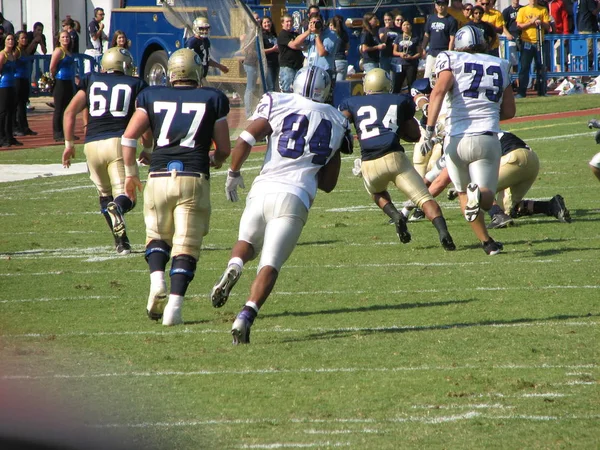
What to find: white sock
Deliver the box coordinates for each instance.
[150,271,165,287]
[245,301,259,314]
[228,257,244,271]
[163,294,184,326]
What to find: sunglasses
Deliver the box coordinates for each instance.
[481,2,489,5]
[465,7,473,10]
[395,18,404,21]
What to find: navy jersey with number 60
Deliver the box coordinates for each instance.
[136,85,230,175]
[339,93,416,161]
[81,72,148,143]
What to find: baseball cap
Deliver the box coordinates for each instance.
[435,0,449,4]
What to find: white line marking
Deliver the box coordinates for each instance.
[2,364,597,380]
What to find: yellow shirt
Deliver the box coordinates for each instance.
[482,9,505,49]
[448,7,468,28]
[516,5,550,43]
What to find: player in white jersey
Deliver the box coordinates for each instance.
[210,66,352,344]
[423,25,515,255]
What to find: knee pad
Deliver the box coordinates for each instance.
[145,240,171,272]
[170,255,197,281]
[99,195,114,214]
[114,194,135,214]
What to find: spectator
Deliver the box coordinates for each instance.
[0,33,20,147]
[481,0,511,57]
[300,4,322,33]
[516,0,551,97]
[449,0,470,27]
[577,0,599,64]
[502,0,521,67]
[0,26,4,51]
[242,12,260,118]
[360,13,385,72]
[110,30,130,50]
[330,15,349,81]
[62,19,79,53]
[277,13,304,92]
[469,5,498,52]
[463,3,474,20]
[14,31,36,137]
[185,16,229,83]
[26,22,47,55]
[379,12,402,73]
[0,12,14,35]
[548,0,569,70]
[421,0,458,79]
[391,20,421,92]
[85,7,107,70]
[50,31,76,142]
[261,17,279,92]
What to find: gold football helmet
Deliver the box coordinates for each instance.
[363,68,392,95]
[168,48,202,84]
[192,16,210,37]
[101,47,134,75]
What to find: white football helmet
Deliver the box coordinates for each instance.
[363,68,392,95]
[292,66,331,103]
[168,48,202,84]
[454,25,487,53]
[193,16,210,37]
[101,47,134,75]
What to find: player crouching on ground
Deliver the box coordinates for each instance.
[423,25,515,255]
[62,47,149,255]
[338,68,455,251]
[211,66,353,344]
[122,48,231,326]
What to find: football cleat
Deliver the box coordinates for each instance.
[408,208,426,222]
[487,212,515,229]
[549,194,571,223]
[107,202,126,238]
[231,310,254,345]
[210,264,241,308]
[162,296,184,326]
[115,235,131,255]
[147,282,167,321]
[440,233,456,251]
[464,183,481,222]
[447,188,458,201]
[482,239,503,256]
[395,216,411,244]
[588,119,600,129]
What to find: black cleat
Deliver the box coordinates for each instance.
[107,202,126,237]
[487,212,515,229]
[482,239,503,256]
[395,216,411,244]
[549,195,571,223]
[440,233,456,251]
[115,235,131,255]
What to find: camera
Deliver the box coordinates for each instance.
[314,21,322,31]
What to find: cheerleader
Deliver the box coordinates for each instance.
[14,31,37,136]
[0,33,21,147]
[49,30,75,142]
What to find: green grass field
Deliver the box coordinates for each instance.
[0,98,599,449]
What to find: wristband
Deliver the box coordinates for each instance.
[426,125,435,133]
[65,140,74,150]
[228,170,241,178]
[125,164,139,177]
[239,130,256,146]
[121,137,137,148]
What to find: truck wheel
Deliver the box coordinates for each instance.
[145,50,169,86]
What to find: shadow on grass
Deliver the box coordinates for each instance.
[286,312,597,343]
[263,298,476,319]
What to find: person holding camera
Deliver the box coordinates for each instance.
[292,12,339,103]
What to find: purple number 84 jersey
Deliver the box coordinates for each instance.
[249,92,351,208]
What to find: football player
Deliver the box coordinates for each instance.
[587,119,600,183]
[121,48,231,326]
[421,132,572,227]
[185,16,229,83]
[210,66,352,344]
[62,47,149,255]
[424,25,515,255]
[338,68,455,251]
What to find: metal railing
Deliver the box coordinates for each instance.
[26,54,99,97]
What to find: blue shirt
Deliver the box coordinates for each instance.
[305,29,339,72]
[56,53,75,80]
[0,57,15,88]
[424,14,458,56]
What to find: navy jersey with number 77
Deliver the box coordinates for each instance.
[136,85,230,175]
[338,93,416,161]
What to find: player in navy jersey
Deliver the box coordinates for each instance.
[62,47,148,255]
[121,48,231,326]
[185,16,229,83]
[210,66,352,344]
[338,68,455,251]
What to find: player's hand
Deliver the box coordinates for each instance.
[62,147,75,168]
[138,151,151,165]
[209,152,222,169]
[225,170,245,202]
[421,126,436,156]
[125,176,143,202]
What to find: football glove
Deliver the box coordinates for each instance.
[421,125,436,156]
[225,170,245,202]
